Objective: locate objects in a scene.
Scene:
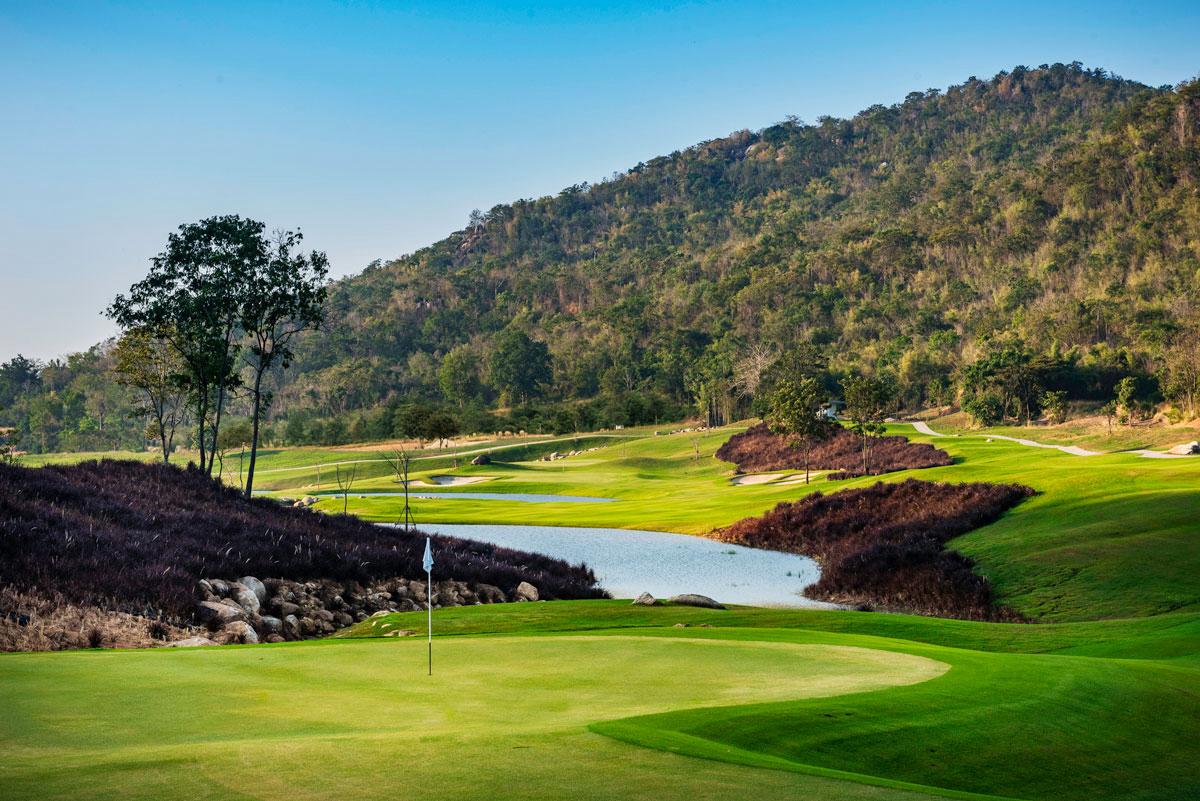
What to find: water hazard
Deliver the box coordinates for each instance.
[416,523,834,608]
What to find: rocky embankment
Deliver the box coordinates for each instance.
[190,575,540,646]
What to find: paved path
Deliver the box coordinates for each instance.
[905,421,1194,459]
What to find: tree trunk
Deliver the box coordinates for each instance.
[209,383,226,478]
[244,368,265,499]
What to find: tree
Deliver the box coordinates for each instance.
[1116,376,1138,425]
[488,330,551,404]
[239,228,329,498]
[768,377,837,484]
[964,392,1003,427]
[112,328,189,464]
[1100,400,1118,433]
[1161,326,1200,420]
[108,215,259,475]
[841,375,896,475]
[1040,390,1068,424]
[438,345,480,407]
[424,410,460,448]
[394,402,432,446]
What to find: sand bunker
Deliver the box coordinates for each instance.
[730,473,787,486]
[403,475,494,488]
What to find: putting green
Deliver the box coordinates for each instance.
[0,634,944,801]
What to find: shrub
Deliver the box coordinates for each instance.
[964,392,1004,426]
[716,478,1035,620]
[0,460,607,620]
[715,423,952,476]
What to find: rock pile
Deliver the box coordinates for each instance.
[196,574,526,645]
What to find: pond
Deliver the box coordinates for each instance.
[416,523,834,609]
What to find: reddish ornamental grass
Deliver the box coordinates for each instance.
[0,460,606,619]
[716,478,1035,620]
[716,422,953,477]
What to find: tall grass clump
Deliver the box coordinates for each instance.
[717,478,1034,619]
[0,460,606,619]
[716,423,952,477]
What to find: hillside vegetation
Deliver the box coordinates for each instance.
[5,64,1200,452]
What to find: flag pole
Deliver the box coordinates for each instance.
[423,536,434,676]
[427,567,432,676]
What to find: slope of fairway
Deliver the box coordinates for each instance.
[0,630,944,801]
[271,424,1200,621]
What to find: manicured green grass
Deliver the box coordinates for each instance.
[5,602,1199,800]
[0,612,944,801]
[280,423,1200,622]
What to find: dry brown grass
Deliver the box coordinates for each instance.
[0,587,204,653]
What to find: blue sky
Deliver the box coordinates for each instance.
[2,1,1197,360]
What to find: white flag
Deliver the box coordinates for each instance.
[422,537,434,573]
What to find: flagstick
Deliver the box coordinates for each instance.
[427,567,433,676]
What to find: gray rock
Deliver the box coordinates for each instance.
[283,614,300,637]
[666,594,726,610]
[260,616,283,634]
[265,634,285,643]
[231,583,260,614]
[632,592,660,606]
[221,620,259,644]
[275,601,301,618]
[475,584,505,604]
[164,636,218,648]
[209,579,232,598]
[197,579,215,599]
[239,576,268,604]
[471,453,491,465]
[197,600,246,624]
[514,582,539,602]
[672,623,688,628]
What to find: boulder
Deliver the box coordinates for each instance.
[672,623,688,628]
[666,594,726,610]
[632,592,660,606]
[209,579,232,598]
[260,616,283,634]
[221,620,259,644]
[197,600,246,624]
[475,584,505,604]
[283,614,301,637]
[197,579,215,599]
[471,453,491,465]
[265,634,286,644]
[514,582,539,602]
[239,576,268,604]
[274,600,301,618]
[164,637,218,648]
[231,583,261,614]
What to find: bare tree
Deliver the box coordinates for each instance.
[335,464,357,514]
[733,343,779,400]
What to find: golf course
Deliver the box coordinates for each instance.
[3,421,1199,800]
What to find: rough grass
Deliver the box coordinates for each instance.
[0,459,606,619]
[715,423,952,476]
[716,479,1035,619]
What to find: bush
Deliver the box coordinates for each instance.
[0,460,607,619]
[963,392,1004,426]
[716,478,1035,620]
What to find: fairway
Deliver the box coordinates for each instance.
[0,631,944,801]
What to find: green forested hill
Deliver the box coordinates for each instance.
[5,63,1200,450]
[285,63,1198,415]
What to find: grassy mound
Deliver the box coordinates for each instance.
[0,459,606,619]
[717,479,1035,619]
[715,423,952,476]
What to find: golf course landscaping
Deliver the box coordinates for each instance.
[2,421,1199,799]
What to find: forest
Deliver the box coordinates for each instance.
[3,63,1199,453]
